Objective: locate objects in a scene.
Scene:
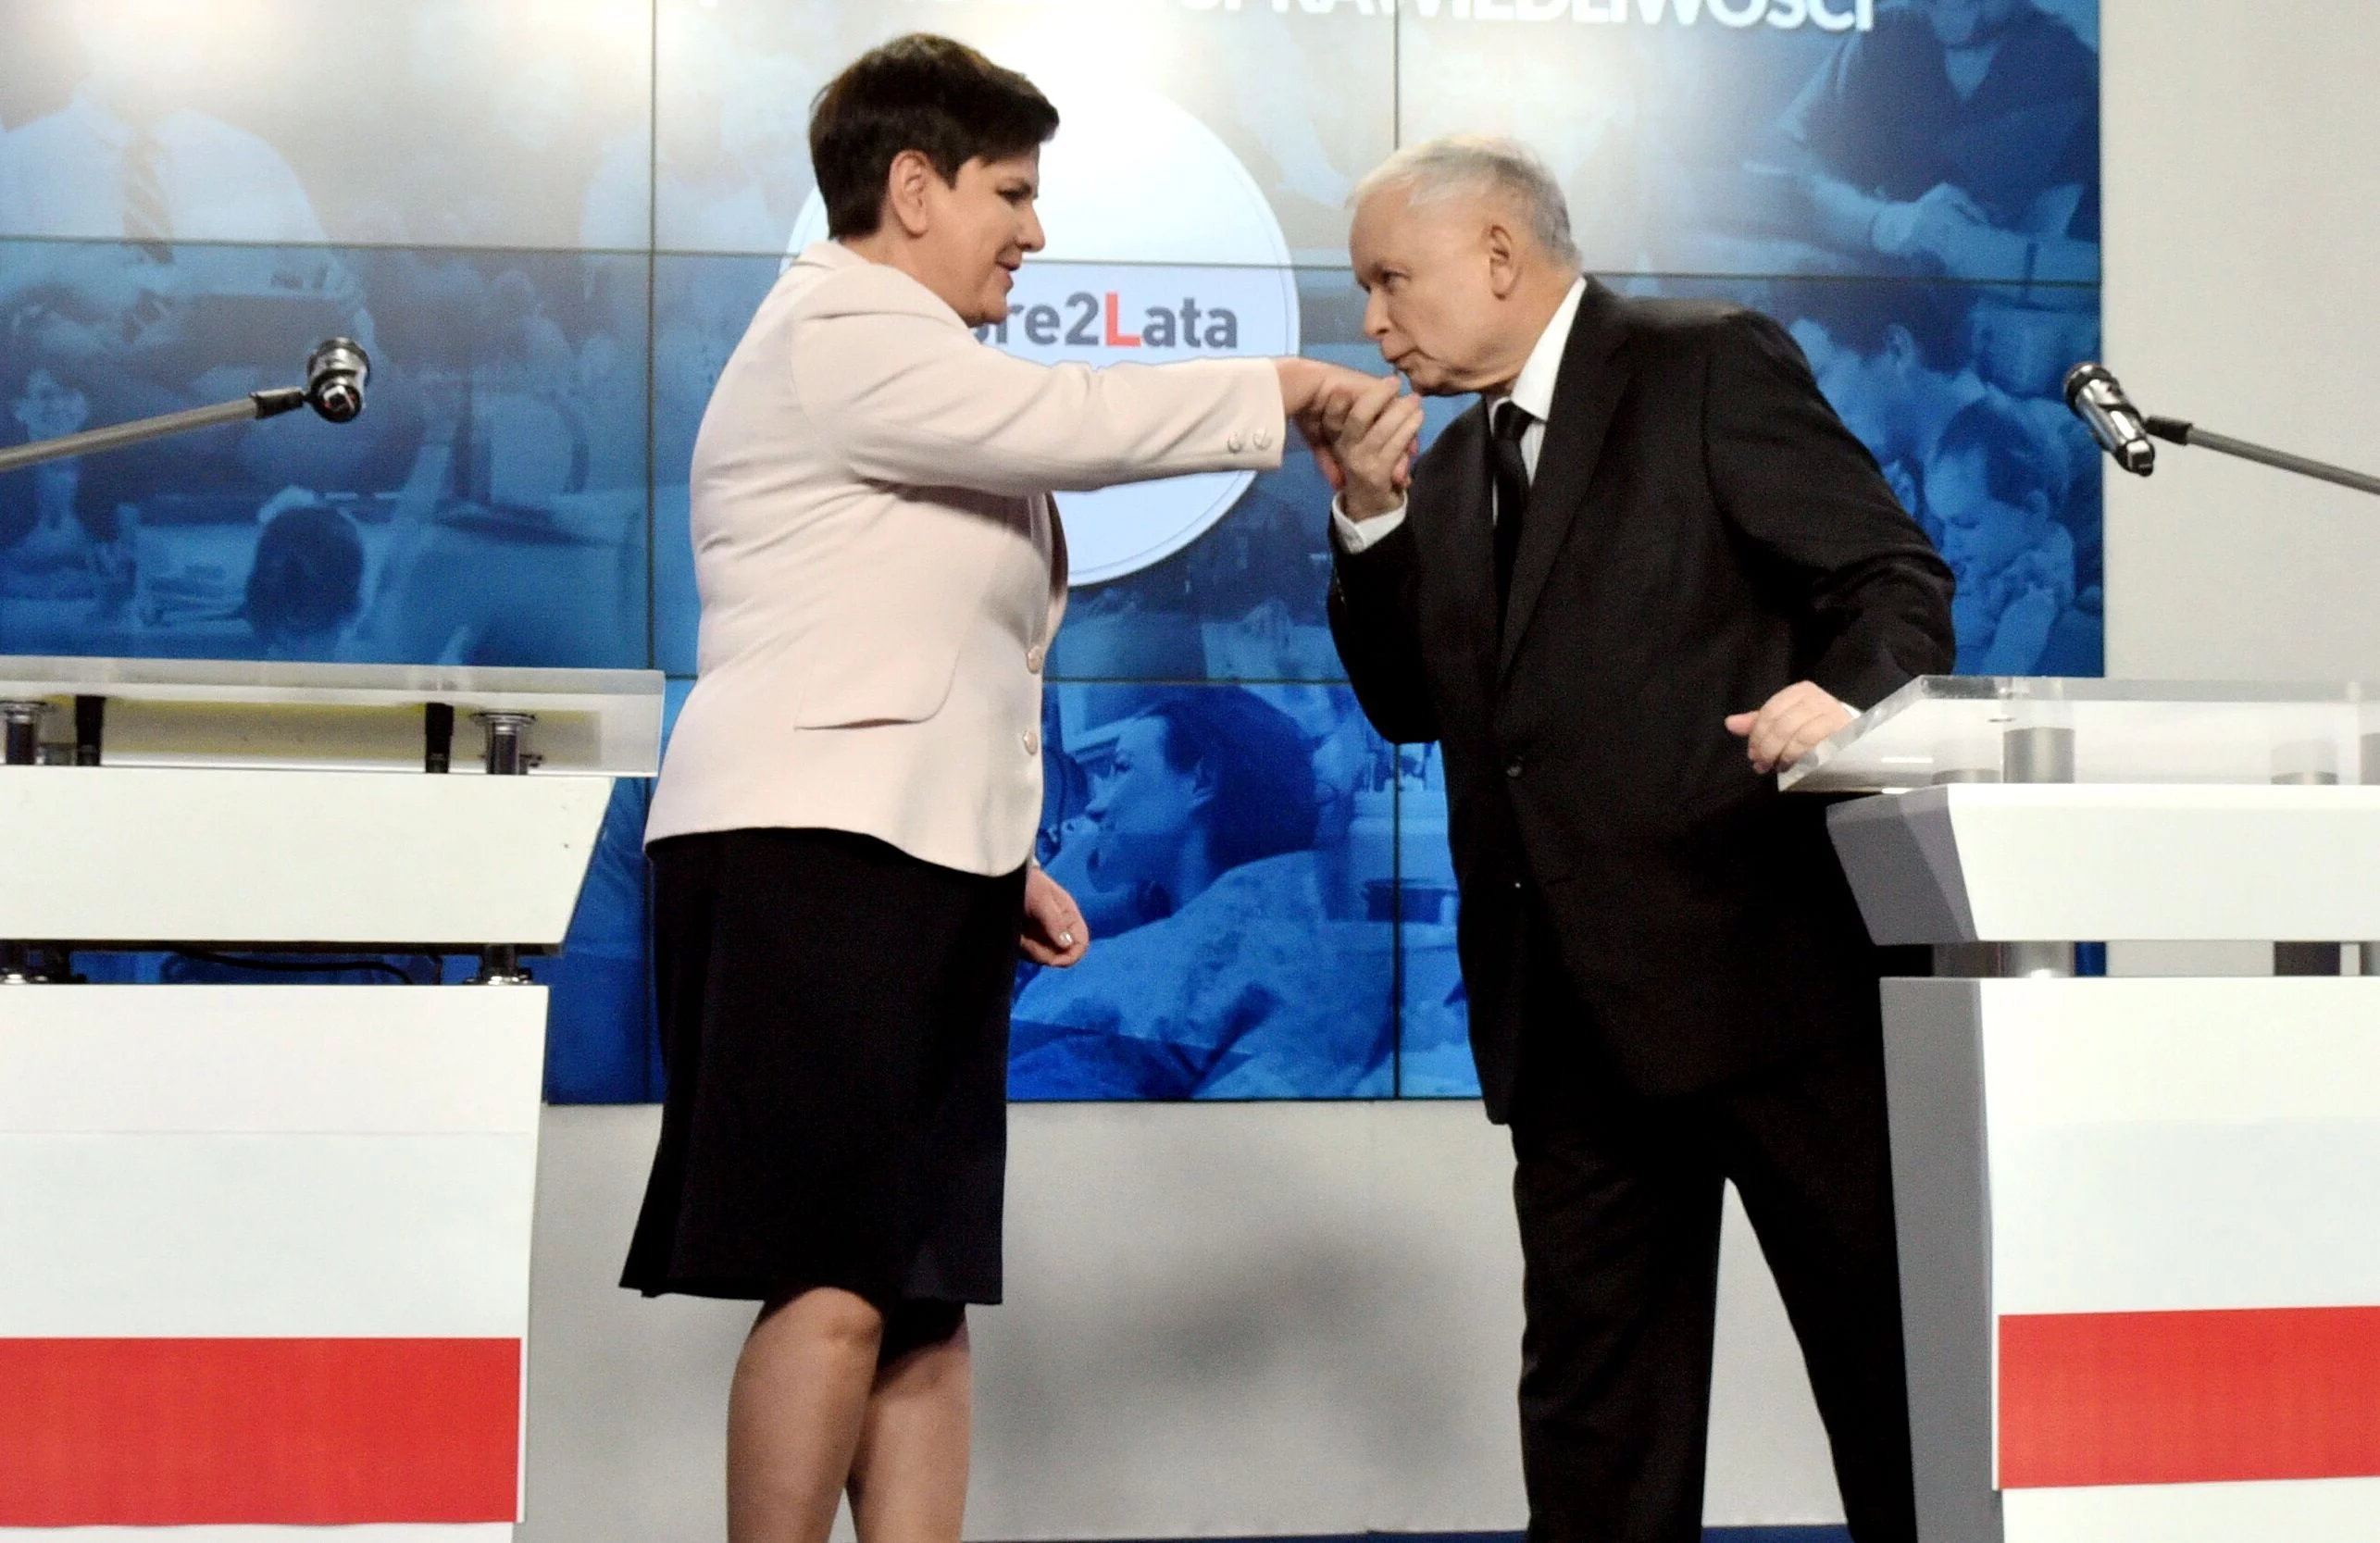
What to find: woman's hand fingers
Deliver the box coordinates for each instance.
[1022,923,1089,967]
[1311,441,1348,492]
[1020,867,1090,967]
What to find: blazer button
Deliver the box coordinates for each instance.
[1026,645,1045,673]
[1227,431,1247,453]
[1505,759,1524,778]
[1254,428,1275,451]
[1023,730,1040,756]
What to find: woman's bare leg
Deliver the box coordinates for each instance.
[846,1323,974,1543]
[728,1288,885,1543]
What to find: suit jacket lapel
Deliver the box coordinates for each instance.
[1499,280,1631,681]
[1411,405,1501,687]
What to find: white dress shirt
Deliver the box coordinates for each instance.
[1333,275,1589,554]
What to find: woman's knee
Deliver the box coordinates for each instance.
[758,1286,887,1353]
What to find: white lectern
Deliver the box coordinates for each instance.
[0,656,663,1539]
[1789,677,2380,1543]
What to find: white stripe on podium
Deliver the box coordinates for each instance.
[0,1133,537,1338]
[1974,978,2380,1316]
[1982,978,2380,1126]
[0,987,544,1136]
[2002,1475,2380,1542]
[1991,1119,2380,1315]
[0,1529,511,1541]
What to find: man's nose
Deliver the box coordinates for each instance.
[1363,290,1392,342]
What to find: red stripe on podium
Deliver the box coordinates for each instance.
[2000,1306,2380,1489]
[0,1337,521,1525]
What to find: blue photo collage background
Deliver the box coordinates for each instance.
[0,0,2100,1102]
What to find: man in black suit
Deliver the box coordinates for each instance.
[1316,137,1955,1543]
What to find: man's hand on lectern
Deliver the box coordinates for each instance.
[1726,681,1853,777]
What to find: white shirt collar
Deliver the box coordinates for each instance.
[1495,275,1589,427]
[65,89,134,153]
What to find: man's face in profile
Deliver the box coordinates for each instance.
[1350,185,1509,398]
[1925,443,2047,579]
[12,369,91,442]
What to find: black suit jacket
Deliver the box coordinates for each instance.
[1329,281,1954,1120]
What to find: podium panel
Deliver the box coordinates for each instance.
[0,656,661,1540]
[1830,784,2380,943]
[1804,678,2380,1542]
[1886,977,2380,1542]
[0,767,611,946]
[0,988,542,1533]
[1998,1478,2380,1543]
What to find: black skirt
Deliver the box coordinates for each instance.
[621,827,1027,1307]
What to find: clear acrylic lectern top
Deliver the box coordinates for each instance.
[1782,676,2380,793]
[0,655,665,776]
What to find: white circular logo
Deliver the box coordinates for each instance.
[788,81,1297,585]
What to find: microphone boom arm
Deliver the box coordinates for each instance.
[2144,416,2380,500]
[0,338,368,479]
[0,388,307,479]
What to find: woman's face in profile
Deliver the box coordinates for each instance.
[920,149,1047,329]
[1083,716,1201,893]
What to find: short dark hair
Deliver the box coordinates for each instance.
[1792,282,1974,374]
[808,33,1059,241]
[244,503,364,646]
[1140,689,1319,874]
[1936,395,2060,511]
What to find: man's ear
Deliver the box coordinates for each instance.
[1187,763,1219,815]
[1483,218,1524,300]
[882,148,937,239]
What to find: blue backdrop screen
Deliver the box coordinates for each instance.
[0,0,2100,1103]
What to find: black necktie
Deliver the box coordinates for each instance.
[1489,401,1533,615]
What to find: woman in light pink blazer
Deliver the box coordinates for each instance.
[621,35,1369,1543]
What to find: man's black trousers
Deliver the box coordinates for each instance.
[1505,927,1919,1543]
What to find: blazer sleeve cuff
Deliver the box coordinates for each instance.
[1213,357,1291,470]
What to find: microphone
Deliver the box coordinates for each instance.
[304,338,371,424]
[2063,362,2155,478]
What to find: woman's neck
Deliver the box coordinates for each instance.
[1159,832,1224,917]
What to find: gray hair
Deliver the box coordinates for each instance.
[1352,135,1581,270]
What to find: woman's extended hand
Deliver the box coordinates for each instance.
[1274,357,1378,447]
[1020,864,1090,967]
